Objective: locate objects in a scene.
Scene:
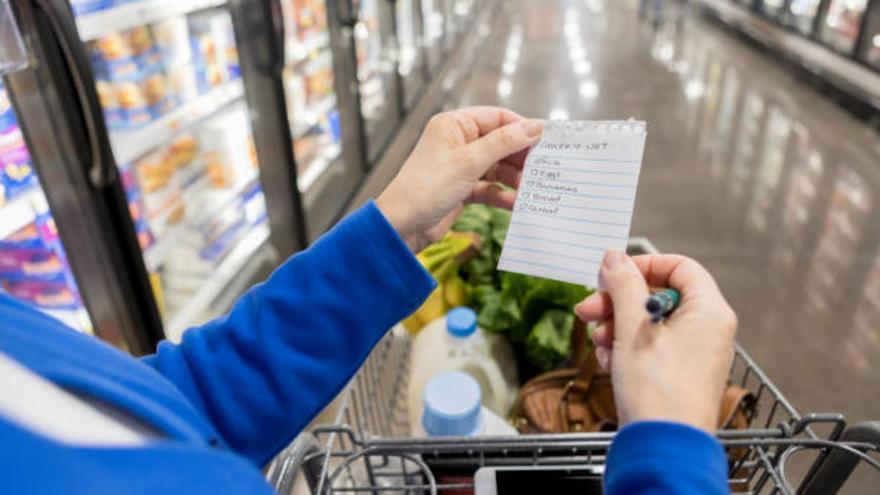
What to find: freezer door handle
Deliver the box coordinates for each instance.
[32,0,115,189]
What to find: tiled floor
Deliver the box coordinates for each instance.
[451,0,880,430]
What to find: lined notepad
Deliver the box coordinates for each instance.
[498,120,647,288]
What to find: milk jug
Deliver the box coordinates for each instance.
[408,307,518,435]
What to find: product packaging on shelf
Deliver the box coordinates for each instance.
[0,209,83,311]
[189,11,238,92]
[0,132,37,204]
[198,104,257,189]
[88,27,176,129]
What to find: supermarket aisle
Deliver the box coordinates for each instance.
[451,0,880,424]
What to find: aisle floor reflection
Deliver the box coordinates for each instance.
[452,0,880,425]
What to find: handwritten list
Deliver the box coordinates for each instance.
[498,120,647,287]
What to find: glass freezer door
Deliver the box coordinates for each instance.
[279,0,362,240]
[73,1,277,341]
[354,0,402,164]
[0,81,92,333]
[395,0,427,110]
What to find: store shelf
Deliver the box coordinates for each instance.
[110,81,244,165]
[288,31,331,65]
[291,94,337,138]
[0,187,44,240]
[143,172,259,272]
[298,144,340,193]
[165,222,271,341]
[76,0,228,41]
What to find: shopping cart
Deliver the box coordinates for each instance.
[267,238,880,494]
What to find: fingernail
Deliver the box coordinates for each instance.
[522,119,544,139]
[603,250,627,268]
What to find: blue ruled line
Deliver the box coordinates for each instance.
[534,154,640,164]
[505,234,609,252]
[528,178,635,189]
[529,165,640,176]
[554,203,632,214]
[519,184,634,201]
[503,245,601,264]
[517,210,629,227]
[512,222,628,241]
[501,258,597,276]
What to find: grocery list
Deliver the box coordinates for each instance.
[498,120,647,288]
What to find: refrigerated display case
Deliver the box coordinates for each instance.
[858,1,880,67]
[780,0,823,35]
[278,0,363,239]
[69,2,279,341]
[818,0,869,54]
[758,0,786,19]
[395,0,427,110]
[421,0,446,75]
[0,82,92,333]
[353,0,402,163]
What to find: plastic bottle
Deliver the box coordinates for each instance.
[416,371,518,437]
[407,307,518,435]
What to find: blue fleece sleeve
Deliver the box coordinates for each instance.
[142,202,435,466]
[605,421,729,494]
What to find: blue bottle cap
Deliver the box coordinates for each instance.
[421,371,483,437]
[446,307,477,338]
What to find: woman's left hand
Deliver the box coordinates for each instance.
[377,107,543,253]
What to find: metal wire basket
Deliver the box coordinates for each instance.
[267,238,880,494]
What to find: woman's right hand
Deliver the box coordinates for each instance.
[575,252,737,434]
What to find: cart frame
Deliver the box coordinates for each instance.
[267,238,880,494]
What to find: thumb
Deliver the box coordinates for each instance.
[601,251,650,343]
[464,119,543,176]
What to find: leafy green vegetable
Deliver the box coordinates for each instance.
[525,310,575,371]
[452,205,595,372]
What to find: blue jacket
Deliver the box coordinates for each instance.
[0,202,728,493]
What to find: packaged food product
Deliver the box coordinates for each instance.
[123,26,162,72]
[407,307,519,434]
[113,81,153,127]
[198,105,256,188]
[95,80,124,129]
[1,278,81,310]
[70,0,114,16]
[166,64,199,103]
[189,14,226,92]
[151,16,193,68]
[0,83,17,132]
[0,142,37,200]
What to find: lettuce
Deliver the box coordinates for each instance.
[453,205,594,372]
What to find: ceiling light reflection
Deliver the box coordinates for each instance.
[579,80,599,99]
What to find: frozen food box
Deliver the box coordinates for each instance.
[2,278,81,310]
[152,16,193,68]
[0,142,37,201]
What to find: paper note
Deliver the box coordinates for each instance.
[498,120,647,287]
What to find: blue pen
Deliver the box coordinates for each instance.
[645,288,681,323]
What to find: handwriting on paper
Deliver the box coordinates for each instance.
[497,120,647,287]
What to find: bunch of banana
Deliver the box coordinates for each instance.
[402,231,480,333]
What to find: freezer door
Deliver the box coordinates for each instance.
[70,0,283,342]
[420,0,446,75]
[273,0,364,241]
[351,0,403,164]
[395,0,427,111]
[5,0,165,354]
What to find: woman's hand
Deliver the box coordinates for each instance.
[376,107,543,252]
[575,252,737,434]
